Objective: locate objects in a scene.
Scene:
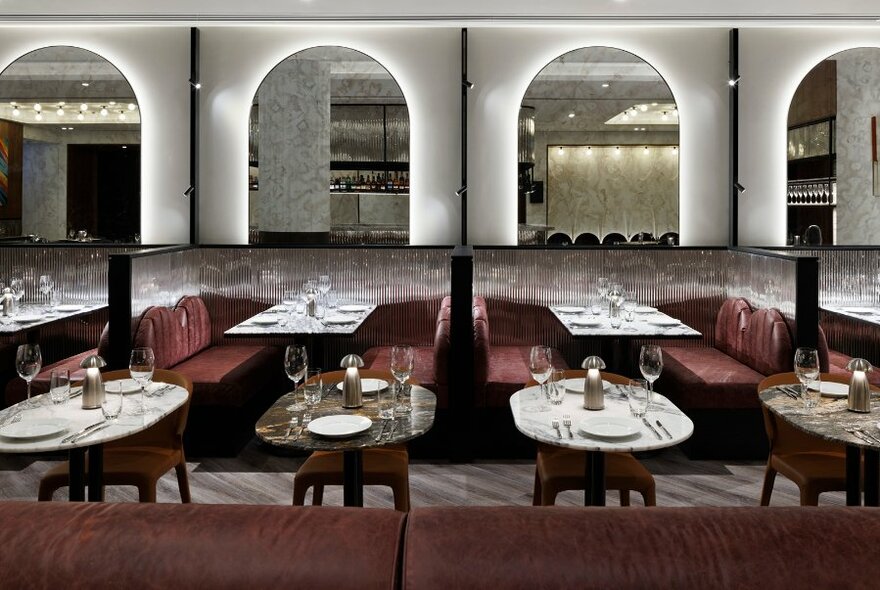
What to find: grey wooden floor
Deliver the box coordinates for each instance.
[0,439,847,507]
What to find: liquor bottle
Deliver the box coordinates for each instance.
[386,173,393,192]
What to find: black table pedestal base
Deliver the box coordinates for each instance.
[68,444,104,502]
[343,449,364,507]
[585,451,606,506]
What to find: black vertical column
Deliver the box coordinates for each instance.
[795,255,820,350]
[189,27,200,245]
[450,245,474,462]
[107,253,133,370]
[729,28,740,248]
[460,28,469,246]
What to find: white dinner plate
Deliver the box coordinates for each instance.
[55,304,85,312]
[820,381,850,398]
[307,414,372,438]
[338,304,370,313]
[570,318,601,328]
[842,307,876,315]
[14,315,42,324]
[106,379,143,395]
[564,378,612,393]
[323,315,357,325]
[579,416,641,439]
[556,306,586,314]
[0,418,68,440]
[648,318,680,327]
[251,316,279,326]
[634,306,657,313]
[335,378,389,394]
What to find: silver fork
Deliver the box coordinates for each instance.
[284,416,299,439]
[846,426,880,446]
[562,415,574,438]
[551,418,562,438]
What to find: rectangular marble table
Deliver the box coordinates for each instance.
[821,305,880,327]
[0,303,107,339]
[549,305,702,339]
[224,303,376,338]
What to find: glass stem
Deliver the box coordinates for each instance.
[26,381,31,406]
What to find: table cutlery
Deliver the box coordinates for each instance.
[375,419,389,441]
[856,428,880,445]
[551,418,562,438]
[641,417,663,440]
[69,386,84,399]
[61,420,105,443]
[291,422,305,441]
[285,416,298,439]
[562,415,574,438]
[72,422,111,443]
[655,419,673,439]
[384,421,397,441]
[846,426,880,446]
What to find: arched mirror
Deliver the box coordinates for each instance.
[787,47,880,246]
[0,46,140,243]
[248,46,409,245]
[517,47,679,246]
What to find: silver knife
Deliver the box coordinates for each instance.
[383,421,397,441]
[71,422,111,444]
[69,386,84,399]
[641,417,663,440]
[61,420,105,443]
[655,419,673,439]
[375,419,389,441]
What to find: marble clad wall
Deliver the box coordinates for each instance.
[836,49,880,245]
[256,59,331,233]
[546,144,679,240]
[22,140,65,241]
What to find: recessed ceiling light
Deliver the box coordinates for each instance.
[11,107,20,117]
[639,104,648,112]
[586,146,592,155]
[122,145,127,149]
[80,103,88,111]
[56,107,64,116]
[622,114,629,121]
[568,112,575,118]
[9,101,16,106]
[35,113,43,121]
[81,82,90,87]
[651,102,658,106]
[661,112,669,121]
[100,107,108,117]
[118,112,126,121]
[672,146,678,153]
[109,101,116,106]
[601,83,610,88]
[557,147,564,155]
[634,127,640,131]
[644,146,650,154]
[128,103,136,111]
[77,113,84,121]
[33,103,41,112]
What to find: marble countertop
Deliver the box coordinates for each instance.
[0,381,187,453]
[549,305,702,339]
[760,383,880,449]
[225,303,375,337]
[821,305,880,327]
[510,383,693,453]
[256,380,436,452]
[0,303,107,335]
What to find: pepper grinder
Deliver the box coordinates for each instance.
[582,355,606,410]
[340,353,364,409]
[846,358,873,413]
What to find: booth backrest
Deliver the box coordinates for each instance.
[473,298,490,387]
[433,305,451,387]
[178,295,213,355]
[714,297,752,359]
[133,296,213,370]
[743,308,793,376]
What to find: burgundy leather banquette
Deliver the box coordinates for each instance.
[132,295,287,456]
[3,501,880,590]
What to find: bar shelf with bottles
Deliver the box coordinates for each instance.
[787,178,836,206]
[331,170,409,194]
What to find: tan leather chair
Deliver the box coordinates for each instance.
[530,370,656,506]
[292,369,411,511]
[759,372,855,506]
[39,369,193,503]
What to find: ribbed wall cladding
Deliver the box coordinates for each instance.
[130,248,201,323]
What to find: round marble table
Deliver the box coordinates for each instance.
[510,382,693,505]
[759,379,880,506]
[0,380,187,501]
[256,378,436,507]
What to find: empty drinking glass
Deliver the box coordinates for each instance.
[378,383,396,420]
[627,379,649,417]
[303,369,322,423]
[16,344,42,408]
[326,290,339,309]
[794,347,820,397]
[391,345,414,414]
[548,369,566,405]
[9,278,24,313]
[49,369,70,405]
[803,378,821,410]
[623,299,636,322]
[102,381,123,421]
[39,275,54,309]
[639,344,663,405]
[129,347,155,414]
[589,296,603,316]
[284,345,308,412]
[318,275,331,297]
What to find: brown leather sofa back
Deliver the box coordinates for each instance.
[714,297,752,359]
[743,308,793,375]
[133,296,216,370]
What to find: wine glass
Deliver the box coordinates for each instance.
[9,278,24,314]
[303,368,322,424]
[318,274,331,297]
[284,344,308,412]
[39,275,54,309]
[391,345,414,414]
[596,277,609,308]
[527,345,552,411]
[639,344,663,407]
[794,347,820,396]
[16,344,42,408]
[130,347,155,412]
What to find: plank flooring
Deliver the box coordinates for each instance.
[0,439,848,507]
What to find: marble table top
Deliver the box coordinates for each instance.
[549,305,702,339]
[225,303,376,337]
[510,383,693,453]
[0,380,187,453]
[821,305,880,327]
[760,382,880,449]
[0,303,107,335]
[256,380,436,452]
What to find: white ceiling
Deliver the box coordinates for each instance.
[2,0,879,22]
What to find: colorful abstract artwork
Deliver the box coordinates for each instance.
[0,137,8,207]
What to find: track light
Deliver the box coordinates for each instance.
[734,182,746,194]
[728,76,741,87]
[455,185,467,197]
[462,80,474,90]
[189,79,201,90]
[183,186,195,198]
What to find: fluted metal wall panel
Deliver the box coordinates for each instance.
[726,250,797,321]
[129,249,201,322]
[198,248,451,363]
[0,246,137,364]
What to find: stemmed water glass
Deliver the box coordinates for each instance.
[596,277,609,311]
[284,345,308,412]
[16,344,42,408]
[391,345,414,414]
[303,369,322,424]
[794,347,820,397]
[318,275,331,298]
[527,345,552,412]
[9,278,24,314]
[39,275,54,310]
[129,347,155,414]
[639,344,663,407]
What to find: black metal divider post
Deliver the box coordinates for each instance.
[449,245,475,461]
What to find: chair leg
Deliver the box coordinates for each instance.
[760,464,777,506]
[292,478,308,506]
[392,480,410,512]
[38,480,59,502]
[541,483,559,507]
[175,460,191,504]
[619,490,630,506]
[532,470,543,506]
[312,484,324,506]
[800,486,820,507]
[643,485,656,507]
[138,483,158,503]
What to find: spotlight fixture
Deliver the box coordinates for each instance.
[33,103,41,112]
[568,112,575,118]
[80,103,88,111]
[455,185,467,197]
[601,83,610,88]
[56,107,64,116]
[462,80,475,89]
[11,107,20,117]
[81,82,90,87]
[128,103,137,111]
[728,76,741,87]
[189,79,201,90]
[77,113,85,121]
[100,107,108,117]
[183,185,195,198]
[734,182,746,194]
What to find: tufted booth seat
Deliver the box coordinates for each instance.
[655,298,794,458]
[3,501,880,590]
[132,296,286,456]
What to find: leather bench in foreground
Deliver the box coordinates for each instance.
[2,502,880,589]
